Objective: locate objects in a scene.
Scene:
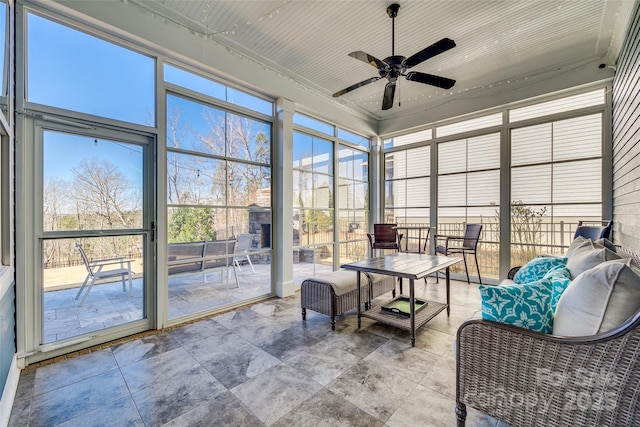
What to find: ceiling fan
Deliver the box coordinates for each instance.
[332,3,456,110]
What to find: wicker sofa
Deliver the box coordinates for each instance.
[455,247,640,427]
[301,270,396,330]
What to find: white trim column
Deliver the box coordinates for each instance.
[275,98,295,297]
[370,136,383,224]
[499,110,511,279]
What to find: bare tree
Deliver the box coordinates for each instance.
[43,177,70,266]
[165,106,271,241]
[167,107,184,204]
[72,158,136,229]
[495,200,548,265]
[43,177,69,232]
[199,112,270,233]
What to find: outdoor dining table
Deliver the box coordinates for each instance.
[341,252,461,347]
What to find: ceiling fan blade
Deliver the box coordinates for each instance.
[382,82,396,110]
[333,77,381,97]
[404,38,456,69]
[405,71,456,89]
[348,51,387,70]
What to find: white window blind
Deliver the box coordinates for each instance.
[509,89,605,122]
[436,113,502,138]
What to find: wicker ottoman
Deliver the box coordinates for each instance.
[301,270,396,330]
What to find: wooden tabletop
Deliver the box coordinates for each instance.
[341,252,461,280]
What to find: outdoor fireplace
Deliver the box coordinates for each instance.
[249,205,272,262]
[260,224,271,248]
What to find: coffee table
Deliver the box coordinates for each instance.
[341,252,461,346]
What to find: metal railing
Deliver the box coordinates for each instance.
[44,220,595,277]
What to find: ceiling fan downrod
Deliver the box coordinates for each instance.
[387,3,400,56]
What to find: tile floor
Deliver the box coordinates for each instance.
[42,262,331,342]
[9,278,509,427]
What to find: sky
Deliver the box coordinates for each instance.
[27,13,155,126]
[43,131,143,187]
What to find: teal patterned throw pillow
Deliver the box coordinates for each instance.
[545,265,572,312]
[513,256,567,284]
[479,278,553,333]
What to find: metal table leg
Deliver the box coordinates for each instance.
[446,266,451,316]
[356,271,362,329]
[410,278,416,347]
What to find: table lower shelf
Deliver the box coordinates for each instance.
[362,297,448,331]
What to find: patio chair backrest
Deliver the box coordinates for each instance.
[372,223,398,245]
[75,243,94,276]
[203,240,236,269]
[463,224,483,249]
[574,220,612,241]
[235,234,254,253]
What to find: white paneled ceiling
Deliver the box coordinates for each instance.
[133,0,634,125]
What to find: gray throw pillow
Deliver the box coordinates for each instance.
[595,238,617,253]
[565,241,621,278]
[565,236,590,258]
[553,259,640,336]
[566,237,616,259]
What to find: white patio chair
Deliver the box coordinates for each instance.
[204,240,240,287]
[74,243,133,306]
[233,234,256,273]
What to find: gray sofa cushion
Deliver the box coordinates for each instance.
[553,259,640,336]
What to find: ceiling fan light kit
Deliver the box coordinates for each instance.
[333,3,457,110]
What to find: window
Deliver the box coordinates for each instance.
[293,113,333,136]
[165,64,225,101]
[384,145,431,254]
[509,89,605,122]
[27,12,155,126]
[437,133,501,278]
[510,113,603,263]
[436,113,502,138]
[338,142,369,264]
[166,93,272,319]
[164,64,273,116]
[293,131,334,275]
[383,86,608,282]
[292,122,371,275]
[385,146,430,224]
[384,129,432,150]
[338,128,369,149]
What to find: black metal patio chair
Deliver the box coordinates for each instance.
[435,223,483,284]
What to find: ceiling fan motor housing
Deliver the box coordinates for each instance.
[381,55,406,81]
